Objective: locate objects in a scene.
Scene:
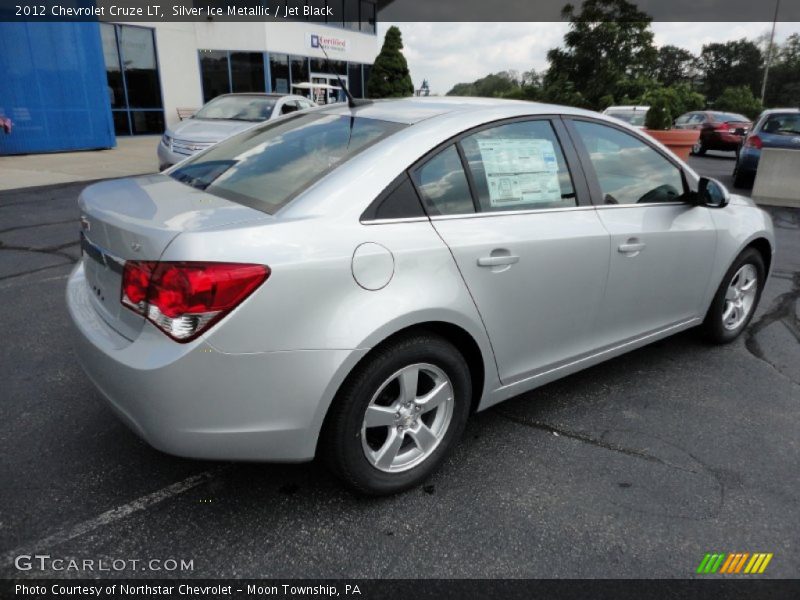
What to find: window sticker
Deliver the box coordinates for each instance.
[476,138,561,207]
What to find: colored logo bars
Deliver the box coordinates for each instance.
[697,553,773,574]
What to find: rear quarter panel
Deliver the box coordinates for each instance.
[160,212,501,446]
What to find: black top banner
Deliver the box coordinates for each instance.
[0,0,799,23]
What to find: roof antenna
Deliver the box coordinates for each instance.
[317,43,372,109]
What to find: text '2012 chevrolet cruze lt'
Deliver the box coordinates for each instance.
[67,97,774,494]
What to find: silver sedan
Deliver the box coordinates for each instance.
[68,98,774,495]
[157,93,316,170]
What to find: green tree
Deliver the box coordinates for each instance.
[543,0,658,109]
[655,45,697,86]
[764,33,800,107]
[644,95,672,130]
[698,40,763,101]
[446,71,521,97]
[714,86,763,119]
[366,26,413,98]
[642,83,705,120]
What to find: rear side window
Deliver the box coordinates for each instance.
[170,113,406,214]
[412,145,475,216]
[361,175,425,221]
[460,120,576,212]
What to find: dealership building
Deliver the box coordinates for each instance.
[0,1,380,155]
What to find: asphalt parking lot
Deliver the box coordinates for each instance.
[690,150,749,196]
[1,154,798,579]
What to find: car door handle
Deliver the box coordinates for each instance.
[477,255,520,267]
[618,241,646,254]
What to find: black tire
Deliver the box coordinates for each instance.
[320,332,472,495]
[701,248,765,344]
[733,165,753,189]
[692,140,706,156]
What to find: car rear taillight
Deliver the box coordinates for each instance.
[121,261,269,342]
[745,135,763,150]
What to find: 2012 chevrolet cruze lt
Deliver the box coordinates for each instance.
[67,98,775,495]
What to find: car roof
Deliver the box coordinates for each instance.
[214,93,302,100]
[604,105,650,111]
[760,108,800,116]
[316,96,599,124]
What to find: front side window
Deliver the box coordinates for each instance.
[572,121,686,205]
[412,145,474,216]
[170,113,405,214]
[460,120,576,212]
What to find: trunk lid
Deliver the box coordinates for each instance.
[78,174,269,340]
[760,131,800,150]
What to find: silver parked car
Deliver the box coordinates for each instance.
[68,98,774,495]
[157,93,316,170]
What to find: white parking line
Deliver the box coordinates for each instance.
[1,469,221,568]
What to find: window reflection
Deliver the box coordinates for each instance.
[119,26,160,108]
[100,24,124,110]
[270,54,290,94]
[200,50,230,103]
[231,52,266,94]
[413,146,475,216]
[101,24,164,135]
[573,121,686,205]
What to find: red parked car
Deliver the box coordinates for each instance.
[674,111,752,156]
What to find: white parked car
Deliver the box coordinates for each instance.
[603,105,650,128]
[70,97,774,495]
[157,93,316,170]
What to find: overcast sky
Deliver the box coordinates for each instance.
[377,22,800,95]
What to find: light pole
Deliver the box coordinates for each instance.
[760,0,781,105]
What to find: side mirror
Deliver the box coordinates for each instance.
[696,176,730,208]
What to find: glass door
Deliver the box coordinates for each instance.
[310,74,343,105]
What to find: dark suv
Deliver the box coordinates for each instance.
[674,111,752,156]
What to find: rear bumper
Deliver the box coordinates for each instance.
[66,262,366,462]
[703,132,744,151]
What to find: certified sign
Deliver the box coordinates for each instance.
[308,33,348,54]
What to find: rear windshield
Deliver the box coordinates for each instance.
[194,95,277,122]
[761,114,800,136]
[712,112,749,123]
[170,113,406,213]
[606,111,647,127]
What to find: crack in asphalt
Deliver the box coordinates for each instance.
[0,240,78,261]
[745,271,800,383]
[494,411,726,520]
[0,218,76,235]
[0,239,78,282]
[494,410,701,475]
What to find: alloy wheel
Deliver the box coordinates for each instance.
[360,363,454,473]
[722,264,758,330]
